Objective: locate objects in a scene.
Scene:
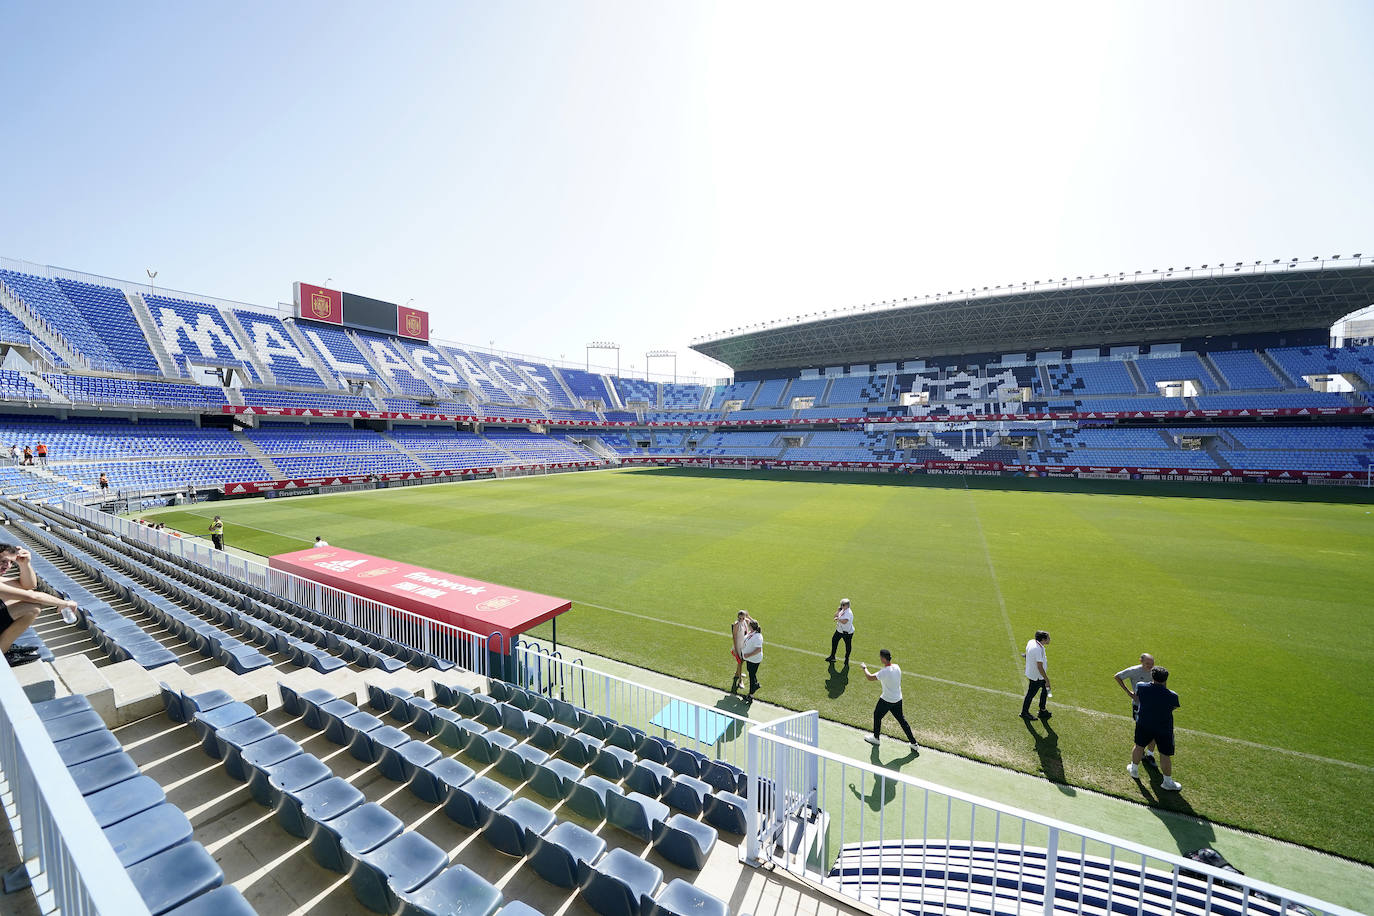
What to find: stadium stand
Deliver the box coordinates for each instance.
[613,377,658,406]
[233,309,329,387]
[1206,350,1283,389]
[0,270,113,367]
[352,330,439,396]
[46,375,227,409]
[54,278,162,374]
[145,294,260,380]
[1133,353,1220,391]
[297,324,379,381]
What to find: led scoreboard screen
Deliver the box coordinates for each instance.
[293,281,429,341]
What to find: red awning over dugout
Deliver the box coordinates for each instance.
[269,546,571,644]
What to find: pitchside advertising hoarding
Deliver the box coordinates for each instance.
[293,281,429,341]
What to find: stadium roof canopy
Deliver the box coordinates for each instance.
[690,260,1374,372]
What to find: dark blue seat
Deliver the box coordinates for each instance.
[380,739,442,782]
[282,684,336,717]
[463,729,512,765]
[163,885,255,916]
[662,775,712,817]
[607,791,670,843]
[42,708,105,742]
[645,878,730,916]
[409,756,475,804]
[431,679,476,712]
[250,752,332,807]
[559,732,603,765]
[702,790,748,836]
[180,688,236,721]
[638,736,674,765]
[301,694,348,730]
[591,745,636,781]
[471,693,503,727]
[33,694,94,721]
[497,903,546,916]
[529,820,606,889]
[316,699,363,739]
[328,709,384,745]
[126,841,225,915]
[529,759,583,801]
[666,747,709,778]
[403,696,439,733]
[567,774,624,821]
[190,701,256,744]
[651,813,718,870]
[548,697,585,728]
[428,708,468,749]
[54,728,122,766]
[482,796,556,856]
[583,847,662,916]
[351,724,409,763]
[104,802,194,866]
[69,751,140,795]
[347,831,449,915]
[486,679,514,703]
[234,734,301,783]
[606,723,646,753]
[625,760,673,798]
[309,801,403,873]
[216,720,279,777]
[367,683,408,714]
[85,773,166,828]
[701,760,746,796]
[529,719,573,752]
[496,741,549,781]
[395,863,503,916]
[276,775,365,838]
[578,714,614,741]
[442,775,512,829]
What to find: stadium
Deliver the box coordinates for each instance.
[0,250,1371,916]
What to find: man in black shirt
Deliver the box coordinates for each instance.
[1127,666,1182,791]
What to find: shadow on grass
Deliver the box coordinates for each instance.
[825,660,851,699]
[631,465,1374,505]
[1131,756,1215,854]
[849,744,921,811]
[1021,715,1075,794]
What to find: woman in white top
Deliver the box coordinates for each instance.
[825,598,854,664]
[740,620,764,704]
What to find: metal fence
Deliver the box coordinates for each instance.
[745,716,1360,916]
[0,662,150,915]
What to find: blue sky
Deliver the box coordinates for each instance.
[2,2,1371,382]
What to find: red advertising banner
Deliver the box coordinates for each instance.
[396,305,430,341]
[294,282,343,324]
[269,546,571,643]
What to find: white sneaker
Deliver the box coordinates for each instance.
[908,742,920,753]
[863,735,880,746]
[1161,778,1182,791]
[1126,763,1139,779]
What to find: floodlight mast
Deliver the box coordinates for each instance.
[645,350,676,383]
[586,341,620,377]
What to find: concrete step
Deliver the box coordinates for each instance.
[14,659,62,704]
[103,659,168,725]
[51,654,115,724]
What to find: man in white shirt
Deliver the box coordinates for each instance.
[1114,652,1156,759]
[740,619,764,704]
[861,649,919,752]
[314,537,330,547]
[1020,630,1051,719]
[825,598,855,664]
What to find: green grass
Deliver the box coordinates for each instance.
[149,468,1374,864]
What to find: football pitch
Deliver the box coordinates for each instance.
[150,467,1374,864]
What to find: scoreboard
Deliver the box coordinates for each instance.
[293,281,429,341]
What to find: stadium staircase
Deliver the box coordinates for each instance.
[1202,441,1232,469]
[1123,360,1150,394]
[1257,351,1297,388]
[127,291,185,378]
[230,430,284,479]
[378,431,434,471]
[24,371,70,403]
[221,308,278,385]
[0,282,87,369]
[224,385,244,405]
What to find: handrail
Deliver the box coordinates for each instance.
[748,715,1363,916]
[0,658,150,915]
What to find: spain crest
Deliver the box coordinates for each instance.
[311,289,332,318]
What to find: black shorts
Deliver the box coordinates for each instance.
[0,599,12,630]
[1134,722,1175,757]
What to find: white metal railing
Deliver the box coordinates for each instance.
[0,660,150,915]
[509,638,755,769]
[746,714,1361,916]
[62,500,491,674]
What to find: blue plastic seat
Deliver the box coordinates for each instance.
[309,801,403,873]
[529,719,573,752]
[347,831,449,915]
[529,820,606,888]
[403,696,439,732]
[301,693,347,730]
[380,739,442,782]
[408,756,474,804]
[607,791,670,843]
[625,760,673,798]
[54,728,122,766]
[497,903,546,916]
[472,693,504,727]
[496,741,549,781]
[84,773,166,828]
[591,745,636,781]
[482,796,556,856]
[702,790,748,836]
[216,720,279,776]
[666,747,709,779]
[429,708,469,749]
[606,723,646,753]
[351,724,409,763]
[431,680,476,712]
[104,802,194,866]
[315,698,362,738]
[559,732,603,765]
[282,685,336,717]
[583,847,662,916]
[638,736,674,765]
[701,760,746,796]
[529,758,583,800]
[567,774,624,821]
[462,729,502,765]
[190,701,256,744]
[367,683,407,714]
[33,694,94,721]
[180,688,236,720]
[250,752,332,808]
[645,878,730,916]
[578,714,614,741]
[651,813,718,870]
[328,708,384,745]
[43,707,105,742]
[394,863,503,916]
[275,775,366,839]
[486,679,514,703]
[442,774,512,829]
[662,774,712,817]
[69,751,140,795]
[125,841,225,915]
[234,734,301,783]
[163,885,254,916]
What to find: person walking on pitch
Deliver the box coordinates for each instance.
[862,649,919,752]
[825,598,854,663]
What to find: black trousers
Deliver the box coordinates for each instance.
[1022,678,1048,714]
[873,698,916,742]
[829,630,852,660]
[212,534,224,550]
[745,660,761,695]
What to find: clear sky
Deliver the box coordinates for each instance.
[2,2,1371,382]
